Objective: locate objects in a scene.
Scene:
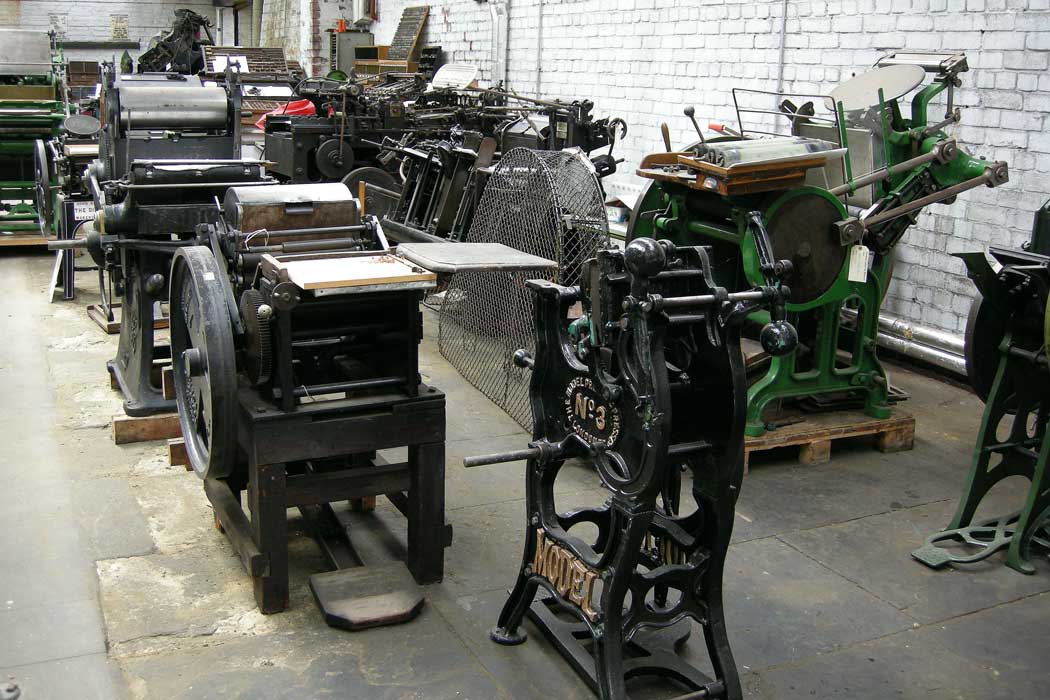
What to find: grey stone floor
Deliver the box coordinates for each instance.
[1,250,1048,699]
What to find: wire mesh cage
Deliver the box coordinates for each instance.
[438,148,609,428]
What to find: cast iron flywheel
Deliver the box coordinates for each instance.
[764,192,846,305]
[170,246,239,479]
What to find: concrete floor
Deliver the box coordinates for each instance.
[1,250,1049,700]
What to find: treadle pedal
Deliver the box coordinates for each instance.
[911,543,952,569]
[309,561,424,631]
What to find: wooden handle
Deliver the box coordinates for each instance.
[661,123,672,152]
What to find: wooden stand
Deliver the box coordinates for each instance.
[206,382,449,615]
[743,409,915,472]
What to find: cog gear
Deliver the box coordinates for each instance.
[240,289,273,385]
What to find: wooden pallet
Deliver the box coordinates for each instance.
[87,303,170,335]
[743,409,914,472]
[0,234,49,247]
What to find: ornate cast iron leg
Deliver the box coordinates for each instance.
[491,525,540,646]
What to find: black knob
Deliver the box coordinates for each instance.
[624,237,666,278]
[760,320,798,357]
[145,273,166,297]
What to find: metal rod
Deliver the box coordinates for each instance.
[830,145,948,197]
[464,447,543,469]
[120,180,274,190]
[244,238,366,253]
[661,289,767,309]
[237,224,368,239]
[292,376,403,398]
[862,164,1006,229]
[48,238,86,250]
[668,441,711,457]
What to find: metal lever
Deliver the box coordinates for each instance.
[684,106,705,146]
[48,238,88,250]
[745,211,798,358]
[464,447,542,469]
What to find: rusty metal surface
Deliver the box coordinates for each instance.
[223,183,360,238]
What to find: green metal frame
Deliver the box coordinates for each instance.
[629,65,999,436]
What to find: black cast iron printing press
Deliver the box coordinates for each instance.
[466,234,798,699]
[168,182,556,625]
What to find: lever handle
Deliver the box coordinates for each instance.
[683,106,705,145]
[660,122,672,152]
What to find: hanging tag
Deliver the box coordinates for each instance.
[848,245,871,283]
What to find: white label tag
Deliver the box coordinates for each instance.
[203,272,216,281]
[73,201,95,221]
[848,245,870,283]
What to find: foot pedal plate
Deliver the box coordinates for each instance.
[309,561,424,631]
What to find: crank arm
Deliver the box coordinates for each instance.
[837,161,1008,241]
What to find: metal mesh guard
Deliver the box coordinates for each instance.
[439,149,609,428]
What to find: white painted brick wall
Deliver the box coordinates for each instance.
[361,0,1050,336]
[1,0,218,63]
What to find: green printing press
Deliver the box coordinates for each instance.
[627,51,1008,436]
[0,30,67,237]
[914,200,1050,573]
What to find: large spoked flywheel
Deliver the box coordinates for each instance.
[170,246,239,479]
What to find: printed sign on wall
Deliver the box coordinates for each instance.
[110,14,129,40]
[48,13,67,40]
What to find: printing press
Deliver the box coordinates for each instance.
[372,88,626,243]
[0,29,68,237]
[914,199,1050,574]
[628,51,1008,436]
[53,63,271,415]
[263,72,427,185]
[169,181,557,621]
[466,233,798,699]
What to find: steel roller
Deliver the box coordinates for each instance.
[117,86,229,129]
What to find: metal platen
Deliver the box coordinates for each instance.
[826,64,925,112]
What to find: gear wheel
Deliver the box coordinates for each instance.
[240,289,273,385]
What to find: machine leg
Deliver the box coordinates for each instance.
[249,460,288,613]
[490,568,538,646]
[406,442,446,584]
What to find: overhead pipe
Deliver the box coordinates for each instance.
[252,0,263,46]
[773,0,789,110]
[535,0,544,96]
[489,2,510,86]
